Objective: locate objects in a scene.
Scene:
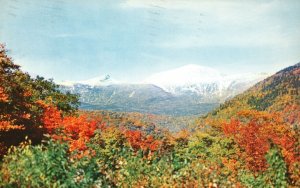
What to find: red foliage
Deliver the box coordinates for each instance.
[40,103,63,134]
[124,130,161,152]
[41,103,162,158]
[223,110,298,172]
[41,103,101,154]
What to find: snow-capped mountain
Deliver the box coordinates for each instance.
[58,74,119,87]
[144,64,269,101]
[58,64,269,115]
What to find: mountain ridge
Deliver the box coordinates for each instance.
[59,64,270,116]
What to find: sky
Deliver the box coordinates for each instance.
[0,0,300,82]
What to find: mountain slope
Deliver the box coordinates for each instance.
[60,83,219,116]
[207,62,300,121]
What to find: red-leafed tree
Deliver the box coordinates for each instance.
[41,103,101,157]
[223,110,298,172]
[124,130,161,153]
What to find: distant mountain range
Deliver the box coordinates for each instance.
[59,64,269,116]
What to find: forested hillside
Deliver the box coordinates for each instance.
[207,62,300,122]
[0,45,299,187]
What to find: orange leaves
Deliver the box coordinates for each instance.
[124,130,161,152]
[0,87,9,102]
[239,120,269,171]
[23,90,32,97]
[21,113,31,120]
[146,135,161,151]
[222,110,298,172]
[0,113,24,132]
[42,106,162,158]
[69,116,97,137]
[41,105,99,154]
[124,130,142,151]
[41,105,63,134]
[62,115,98,152]
[222,118,239,136]
[0,121,24,131]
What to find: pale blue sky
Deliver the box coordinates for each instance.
[0,0,300,82]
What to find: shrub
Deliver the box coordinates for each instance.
[0,139,105,187]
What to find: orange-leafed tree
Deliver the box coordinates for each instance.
[0,44,79,154]
[124,130,161,154]
[41,104,101,156]
[222,110,298,172]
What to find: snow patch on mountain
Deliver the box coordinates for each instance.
[58,75,120,87]
[143,64,269,98]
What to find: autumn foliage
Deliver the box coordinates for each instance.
[41,103,162,157]
[0,44,79,154]
[223,110,298,172]
[124,130,161,152]
[40,103,99,154]
[0,87,9,103]
[0,44,299,187]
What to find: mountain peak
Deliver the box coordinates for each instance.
[58,74,119,87]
